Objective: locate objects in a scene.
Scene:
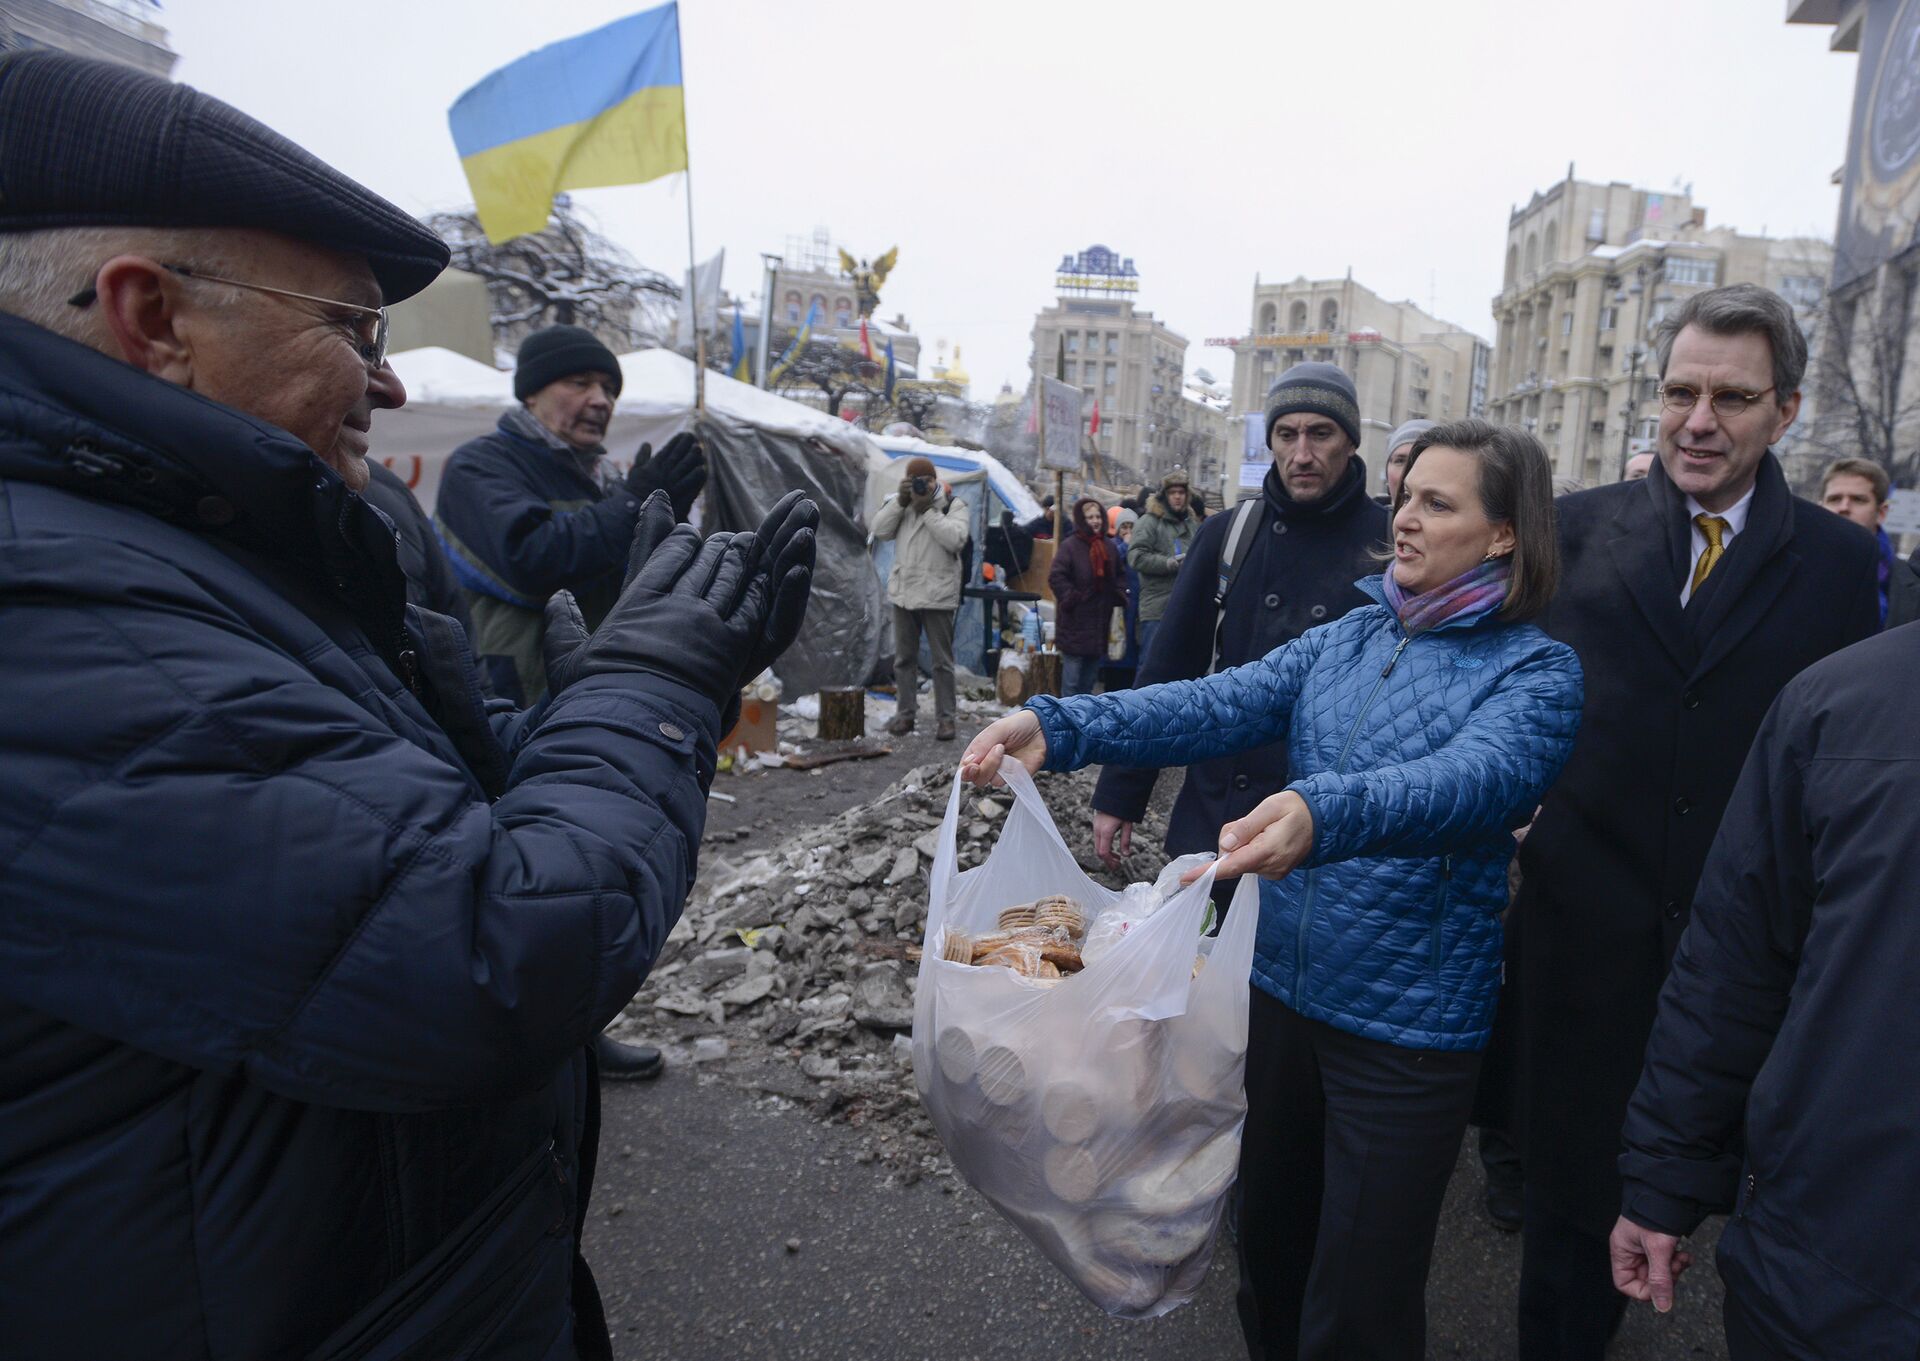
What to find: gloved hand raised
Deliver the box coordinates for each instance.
[625,431,707,521]
[739,489,818,682]
[543,491,767,711]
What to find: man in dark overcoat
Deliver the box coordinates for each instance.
[1511,283,1880,1358]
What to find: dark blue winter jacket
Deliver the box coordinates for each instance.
[0,315,714,1360]
[433,415,643,703]
[1620,624,1920,1352]
[1031,577,1582,1051]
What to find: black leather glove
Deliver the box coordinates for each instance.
[542,497,766,712]
[625,431,707,521]
[739,490,818,682]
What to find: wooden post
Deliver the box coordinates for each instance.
[1026,651,1062,701]
[1053,470,1065,540]
[817,687,865,741]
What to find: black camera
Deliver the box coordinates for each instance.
[910,475,933,496]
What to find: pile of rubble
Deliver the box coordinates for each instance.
[612,761,1174,1182]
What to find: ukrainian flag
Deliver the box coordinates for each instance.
[730,304,750,383]
[449,4,687,244]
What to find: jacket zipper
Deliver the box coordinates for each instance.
[1429,856,1452,974]
[1295,630,1414,999]
[1740,1172,1757,1219]
[393,628,421,696]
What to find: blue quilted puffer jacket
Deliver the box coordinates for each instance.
[1028,576,1582,1051]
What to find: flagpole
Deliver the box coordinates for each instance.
[673,2,704,415]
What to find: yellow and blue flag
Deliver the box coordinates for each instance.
[730,304,750,383]
[449,4,687,244]
[767,300,820,387]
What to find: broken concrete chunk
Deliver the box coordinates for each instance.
[852,961,915,1033]
[883,847,921,886]
[717,974,776,1009]
[848,848,891,884]
[688,946,753,988]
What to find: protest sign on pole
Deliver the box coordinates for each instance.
[1041,377,1083,473]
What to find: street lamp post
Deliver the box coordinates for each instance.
[1614,254,1665,480]
[754,252,781,389]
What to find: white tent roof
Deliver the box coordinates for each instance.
[388,346,515,405]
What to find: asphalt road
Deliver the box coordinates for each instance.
[584,1069,1729,1361]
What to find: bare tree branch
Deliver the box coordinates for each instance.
[425,200,680,362]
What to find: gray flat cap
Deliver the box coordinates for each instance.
[0,51,448,302]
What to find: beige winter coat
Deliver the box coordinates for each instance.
[871,492,970,611]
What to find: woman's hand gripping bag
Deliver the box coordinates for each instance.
[911,764,1259,1318]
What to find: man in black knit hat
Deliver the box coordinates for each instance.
[435,323,708,708]
[1091,360,1387,893]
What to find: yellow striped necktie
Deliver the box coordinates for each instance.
[1691,515,1730,593]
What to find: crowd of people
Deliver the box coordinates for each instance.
[966,288,1918,1359]
[2,46,1917,1361]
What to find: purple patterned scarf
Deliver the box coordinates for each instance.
[1381,556,1513,634]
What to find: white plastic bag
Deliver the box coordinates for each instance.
[912,764,1260,1318]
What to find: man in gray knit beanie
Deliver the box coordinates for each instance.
[1264,360,1364,504]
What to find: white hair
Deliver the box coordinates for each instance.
[0,225,247,345]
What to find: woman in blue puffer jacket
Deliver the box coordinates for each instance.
[963,419,1582,1360]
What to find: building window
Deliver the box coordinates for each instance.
[1665,257,1718,287]
[833,299,852,329]
[1601,306,1619,330]
[1260,302,1277,332]
[1779,275,1823,308]
[1561,312,1573,336]
[1320,300,1338,330]
[1106,333,1119,356]
[784,290,802,323]
[1588,208,1606,242]
[1289,301,1308,331]
[1105,362,1118,387]
[809,294,827,320]
[1084,361,1099,383]
[1065,332,1079,354]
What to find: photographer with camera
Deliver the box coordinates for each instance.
[871,455,971,740]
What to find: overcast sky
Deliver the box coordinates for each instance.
[165,0,1861,403]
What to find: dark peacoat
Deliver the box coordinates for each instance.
[1514,453,1880,1235]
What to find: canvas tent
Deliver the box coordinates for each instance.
[375,346,894,695]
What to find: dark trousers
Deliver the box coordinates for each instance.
[1517,1210,1626,1360]
[1235,988,1482,1360]
[891,606,955,722]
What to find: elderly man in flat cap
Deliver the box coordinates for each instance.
[0,50,816,1361]
[435,323,709,709]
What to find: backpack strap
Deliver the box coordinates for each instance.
[1211,497,1263,673]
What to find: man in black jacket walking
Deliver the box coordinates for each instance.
[1610,623,1920,1357]
[1512,284,1880,1358]
[1089,361,1388,889]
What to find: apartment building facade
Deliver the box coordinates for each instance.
[1486,173,1830,486]
[1221,276,1489,461]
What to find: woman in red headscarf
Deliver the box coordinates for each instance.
[1048,496,1128,696]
